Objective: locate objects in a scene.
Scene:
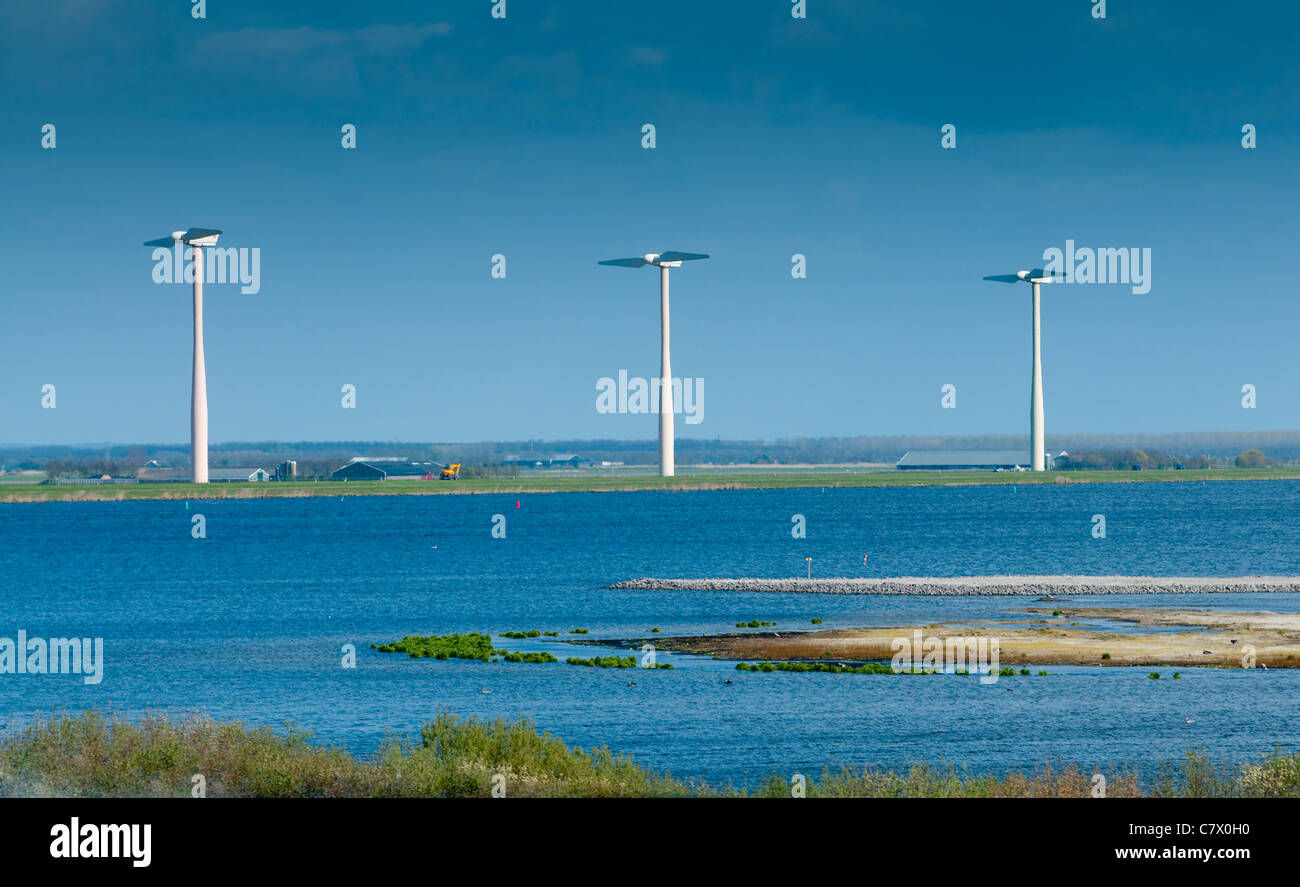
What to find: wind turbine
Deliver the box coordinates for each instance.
[598,251,709,477]
[982,268,1063,472]
[145,227,222,483]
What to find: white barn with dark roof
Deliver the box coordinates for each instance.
[896,450,1044,471]
[208,467,271,482]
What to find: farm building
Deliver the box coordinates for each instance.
[136,467,191,483]
[208,467,272,482]
[330,460,440,481]
[138,466,270,482]
[500,453,592,468]
[896,450,1044,471]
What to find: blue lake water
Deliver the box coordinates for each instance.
[2,480,1299,787]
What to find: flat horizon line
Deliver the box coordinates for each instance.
[4,428,1300,450]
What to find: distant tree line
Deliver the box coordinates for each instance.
[8,432,1298,475]
[42,457,141,479]
[1058,449,1279,470]
[1057,450,1213,470]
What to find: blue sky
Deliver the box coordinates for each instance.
[2,0,1297,445]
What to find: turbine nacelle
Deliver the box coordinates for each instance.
[144,227,222,249]
[599,250,710,270]
[984,268,1062,285]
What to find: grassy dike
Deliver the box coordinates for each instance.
[5,467,1300,503]
[2,711,1298,798]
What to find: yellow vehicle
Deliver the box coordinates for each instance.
[439,463,461,480]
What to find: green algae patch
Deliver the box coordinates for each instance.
[502,651,559,663]
[372,633,500,662]
[373,634,562,665]
[564,655,674,669]
[566,655,636,668]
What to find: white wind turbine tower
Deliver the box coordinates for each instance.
[145,227,223,483]
[599,250,709,477]
[982,268,1063,472]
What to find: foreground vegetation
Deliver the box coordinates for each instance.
[2,711,1297,798]
[7,467,1300,503]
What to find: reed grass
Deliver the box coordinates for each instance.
[1,711,1296,798]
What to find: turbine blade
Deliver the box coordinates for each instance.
[598,257,649,267]
[982,274,1022,283]
[144,237,176,247]
[657,251,709,262]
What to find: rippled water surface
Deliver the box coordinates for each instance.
[3,480,1298,785]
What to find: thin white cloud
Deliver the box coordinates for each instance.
[195,22,452,60]
[629,46,667,67]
